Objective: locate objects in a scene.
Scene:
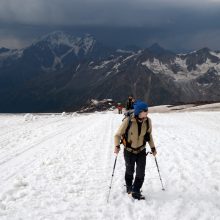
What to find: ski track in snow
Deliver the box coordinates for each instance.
[0,111,220,220]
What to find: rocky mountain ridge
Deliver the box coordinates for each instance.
[0,31,219,112]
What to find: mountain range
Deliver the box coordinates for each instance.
[0,31,220,112]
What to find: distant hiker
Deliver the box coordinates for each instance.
[126,95,135,111]
[117,103,123,114]
[114,100,157,200]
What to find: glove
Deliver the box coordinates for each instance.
[114,145,120,154]
[151,147,157,156]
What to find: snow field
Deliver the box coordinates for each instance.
[0,111,219,220]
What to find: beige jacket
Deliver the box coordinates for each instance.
[114,116,155,150]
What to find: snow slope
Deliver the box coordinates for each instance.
[0,111,220,220]
[149,103,220,113]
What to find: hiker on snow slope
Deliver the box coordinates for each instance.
[114,100,157,200]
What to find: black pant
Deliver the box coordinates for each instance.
[124,148,146,193]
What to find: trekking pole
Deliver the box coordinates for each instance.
[107,155,118,203]
[154,157,165,191]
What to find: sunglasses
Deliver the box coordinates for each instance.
[141,109,148,113]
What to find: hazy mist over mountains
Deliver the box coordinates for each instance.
[1,0,220,52]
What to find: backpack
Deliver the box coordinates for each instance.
[121,112,150,147]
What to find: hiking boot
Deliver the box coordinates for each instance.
[131,191,145,200]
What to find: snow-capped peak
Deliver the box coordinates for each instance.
[141,47,220,81]
[34,31,96,55]
[38,31,81,47]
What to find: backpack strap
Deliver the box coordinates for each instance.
[144,118,150,143]
[120,115,132,146]
[146,118,149,131]
[124,118,132,141]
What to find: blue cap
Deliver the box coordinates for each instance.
[134,100,149,116]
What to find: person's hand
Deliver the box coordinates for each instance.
[114,145,120,154]
[151,147,157,156]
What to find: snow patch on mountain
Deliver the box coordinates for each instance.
[41,54,63,72]
[52,56,63,70]
[196,82,213,87]
[195,58,212,72]
[142,57,220,81]
[39,31,80,48]
[214,65,220,74]
[116,49,133,54]
[173,57,188,69]
[93,60,113,70]
[122,53,138,63]
[75,64,80,71]
[82,34,96,54]
[0,49,23,61]
[210,51,220,59]
[105,71,112,77]
[141,58,173,75]
[113,63,121,73]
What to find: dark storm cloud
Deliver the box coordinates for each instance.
[0,0,220,51]
[1,0,220,27]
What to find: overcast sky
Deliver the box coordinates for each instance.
[1,0,220,52]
